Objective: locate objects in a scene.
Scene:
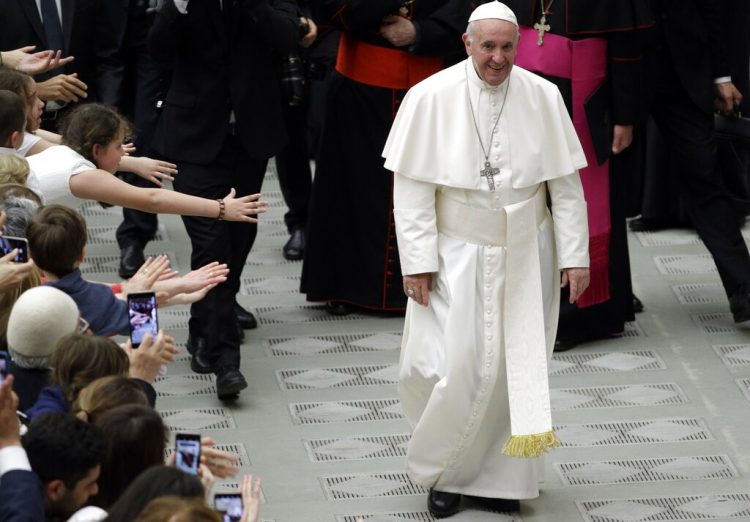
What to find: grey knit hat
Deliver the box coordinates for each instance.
[7,286,79,368]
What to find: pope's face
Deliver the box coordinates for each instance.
[463,19,518,86]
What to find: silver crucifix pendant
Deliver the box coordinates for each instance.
[534,15,550,46]
[480,161,499,192]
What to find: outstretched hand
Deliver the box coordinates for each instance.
[222,188,268,222]
[120,156,177,187]
[240,474,262,522]
[5,46,75,75]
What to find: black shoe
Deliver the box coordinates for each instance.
[235,303,257,330]
[326,301,353,316]
[628,217,673,232]
[237,323,245,343]
[729,284,750,324]
[554,338,579,352]
[427,489,461,519]
[283,227,305,261]
[465,495,520,513]
[216,368,248,400]
[633,294,644,314]
[119,244,145,279]
[187,335,213,374]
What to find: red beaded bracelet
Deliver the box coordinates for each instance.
[216,199,225,220]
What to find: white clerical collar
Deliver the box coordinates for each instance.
[466,58,511,92]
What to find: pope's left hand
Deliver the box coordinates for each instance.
[561,267,590,303]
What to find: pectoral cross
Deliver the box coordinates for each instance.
[534,14,550,46]
[480,161,499,192]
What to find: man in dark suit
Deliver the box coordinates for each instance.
[0,0,94,126]
[0,375,45,522]
[96,0,165,279]
[150,0,300,400]
[648,0,750,323]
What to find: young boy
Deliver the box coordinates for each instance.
[0,90,26,155]
[26,204,131,336]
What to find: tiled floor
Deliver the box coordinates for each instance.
[83,163,750,521]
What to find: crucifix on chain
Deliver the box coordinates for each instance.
[533,15,550,46]
[480,161,499,192]
[534,0,555,46]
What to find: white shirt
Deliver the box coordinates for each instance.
[25,145,95,207]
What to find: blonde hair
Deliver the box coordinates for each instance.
[0,154,29,185]
[74,375,149,424]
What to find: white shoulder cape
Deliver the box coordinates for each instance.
[383,60,587,190]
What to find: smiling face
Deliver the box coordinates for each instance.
[23,77,44,132]
[92,130,125,174]
[463,18,519,86]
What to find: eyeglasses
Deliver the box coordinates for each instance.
[77,316,90,334]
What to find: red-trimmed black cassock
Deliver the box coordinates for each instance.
[301,0,470,312]
[496,0,653,346]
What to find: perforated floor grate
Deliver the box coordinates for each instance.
[714,343,750,368]
[335,513,522,522]
[277,364,399,390]
[691,313,740,334]
[256,305,367,325]
[289,398,403,425]
[154,373,215,397]
[654,254,718,275]
[80,252,179,274]
[550,350,666,376]
[161,407,236,431]
[304,434,410,462]
[578,494,750,521]
[320,472,428,500]
[557,455,736,486]
[551,383,688,411]
[257,219,290,239]
[671,283,725,305]
[87,224,168,245]
[635,229,704,247]
[555,418,713,447]
[244,247,298,266]
[622,321,644,337]
[266,332,402,357]
[77,200,125,218]
[240,276,300,295]
[157,309,191,330]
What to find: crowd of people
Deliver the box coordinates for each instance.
[0,0,748,519]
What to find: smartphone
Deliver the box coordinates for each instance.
[214,493,243,522]
[127,291,158,348]
[174,433,202,475]
[0,351,8,386]
[0,236,28,262]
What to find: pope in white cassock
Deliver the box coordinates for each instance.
[382,1,591,518]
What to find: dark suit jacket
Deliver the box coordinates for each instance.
[651,0,731,113]
[0,469,45,522]
[0,0,98,89]
[149,0,300,163]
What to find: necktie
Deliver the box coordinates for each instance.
[40,0,64,54]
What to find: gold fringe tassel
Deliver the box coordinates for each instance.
[501,431,560,458]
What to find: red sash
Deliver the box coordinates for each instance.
[335,32,443,90]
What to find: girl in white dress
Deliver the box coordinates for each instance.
[25,103,265,222]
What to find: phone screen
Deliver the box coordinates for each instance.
[0,236,28,262]
[0,351,8,386]
[127,292,158,348]
[214,494,243,522]
[174,433,201,475]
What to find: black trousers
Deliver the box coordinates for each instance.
[275,101,312,233]
[115,13,165,250]
[173,135,266,370]
[650,64,750,296]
